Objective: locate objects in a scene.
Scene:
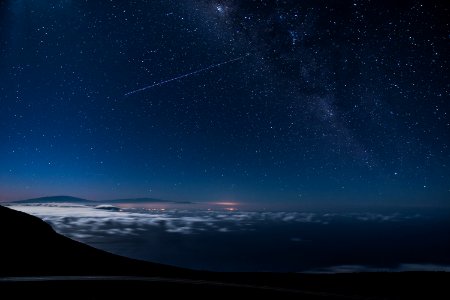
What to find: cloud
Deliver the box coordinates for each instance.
[6,204,423,241]
[5,204,443,273]
[290,237,304,243]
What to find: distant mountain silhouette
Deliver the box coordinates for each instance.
[13,196,91,204]
[11,195,191,205]
[104,197,170,204]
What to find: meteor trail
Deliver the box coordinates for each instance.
[124,54,248,96]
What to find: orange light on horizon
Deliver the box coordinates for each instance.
[214,202,240,206]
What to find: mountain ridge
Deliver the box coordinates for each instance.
[13,196,90,204]
[10,195,191,205]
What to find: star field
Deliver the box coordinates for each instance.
[0,1,449,208]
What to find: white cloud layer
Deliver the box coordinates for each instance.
[7,203,422,239]
[6,204,447,273]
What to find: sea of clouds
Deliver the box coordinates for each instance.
[6,203,449,272]
[7,203,422,238]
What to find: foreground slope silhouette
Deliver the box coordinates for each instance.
[0,205,448,299]
[0,205,186,277]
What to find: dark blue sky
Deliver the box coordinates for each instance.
[0,1,449,208]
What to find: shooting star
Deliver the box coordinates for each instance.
[124,54,249,96]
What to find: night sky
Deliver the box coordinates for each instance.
[0,1,449,208]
